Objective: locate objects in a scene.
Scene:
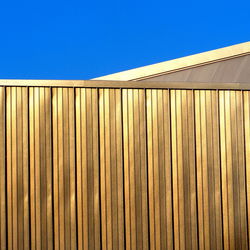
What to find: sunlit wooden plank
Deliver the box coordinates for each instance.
[52,88,76,250]
[0,87,6,250]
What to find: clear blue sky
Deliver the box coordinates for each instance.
[0,0,249,80]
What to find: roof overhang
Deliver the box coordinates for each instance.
[93,41,250,81]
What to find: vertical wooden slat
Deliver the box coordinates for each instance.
[195,90,223,250]
[146,89,173,250]
[235,91,248,250]
[6,87,30,250]
[170,89,180,250]
[1,83,250,250]
[212,91,224,250]
[123,89,149,250]
[170,89,198,250]
[99,88,125,250]
[22,87,29,250]
[122,89,131,249]
[52,87,76,250]
[76,88,101,249]
[46,88,53,249]
[244,91,250,248]
[219,90,249,250]
[116,89,125,249]
[163,90,174,250]
[29,87,53,250]
[188,90,198,250]
[0,87,6,250]
[92,89,101,249]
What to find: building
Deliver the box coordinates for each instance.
[0,42,249,250]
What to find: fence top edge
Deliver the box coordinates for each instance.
[0,79,250,90]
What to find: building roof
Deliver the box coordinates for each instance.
[93,41,250,83]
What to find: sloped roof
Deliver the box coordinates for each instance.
[93,42,250,82]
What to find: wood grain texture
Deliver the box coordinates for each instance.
[219,90,249,250]
[0,84,250,249]
[52,87,76,250]
[99,88,125,250]
[244,91,250,249]
[6,87,30,250]
[76,88,101,249]
[29,87,53,250]
[0,88,6,250]
[194,90,223,250]
[171,89,198,250]
[146,89,173,250]
[122,89,149,250]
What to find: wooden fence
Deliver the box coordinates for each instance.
[0,80,249,250]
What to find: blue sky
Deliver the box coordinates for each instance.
[0,0,249,80]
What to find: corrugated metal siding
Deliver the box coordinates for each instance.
[0,85,249,249]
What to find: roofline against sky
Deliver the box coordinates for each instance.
[93,41,250,81]
[0,79,250,90]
